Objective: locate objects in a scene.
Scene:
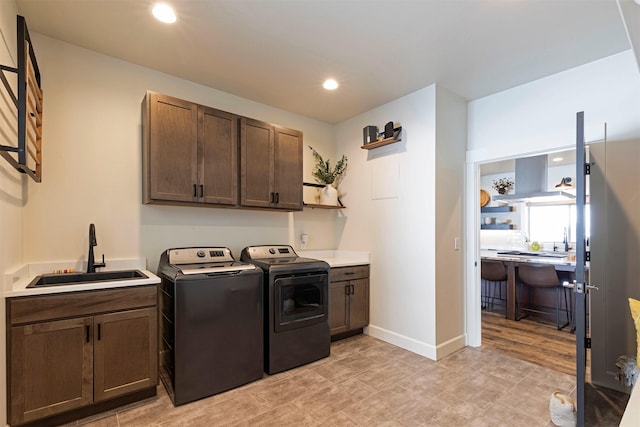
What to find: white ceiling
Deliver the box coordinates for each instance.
[15,0,633,124]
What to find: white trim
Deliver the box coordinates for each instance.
[465,160,482,347]
[366,324,437,360]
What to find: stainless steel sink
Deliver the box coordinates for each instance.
[27,269,148,288]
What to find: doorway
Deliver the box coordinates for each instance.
[473,149,580,374]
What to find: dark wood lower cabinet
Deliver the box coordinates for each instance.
[94,308,158,402]
[7,286,158,426]
[329,265,370,338]
[10,317,94,424]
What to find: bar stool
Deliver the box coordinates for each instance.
[516,263,571,330]
[481,260,508,317]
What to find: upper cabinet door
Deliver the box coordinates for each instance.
[273,126,303,211]
[145,92,198,203]
[240,118,274,208]
[199,106,238,205]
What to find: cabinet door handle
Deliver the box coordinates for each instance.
[86,325,90,343]
[344,272,355,276]
[270,192,275,203]
[275,193,280,203]
[345,285,350,295]
[199,184,204,198]
[193,184,197,198]
[97,323,101,341]
[350,284,355,294]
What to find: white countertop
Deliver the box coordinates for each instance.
[3,258,160,298]
[481,249,576,266]
[298,250,370,267]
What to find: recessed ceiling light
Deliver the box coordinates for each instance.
[323,79,339,90]
[551,157,563,162]
[152,3,177,24]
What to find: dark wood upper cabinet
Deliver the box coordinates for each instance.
[144,91,302,211]
[240,118,274,208]
[199,106,238,205]
[143,91,238,206]
[240,118,303,210]
[144,92,198,203]
[273,126,303,210]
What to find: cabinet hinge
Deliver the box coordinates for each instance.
[585,337,592,349]
[585,251,590,262]
[584,163,591,175]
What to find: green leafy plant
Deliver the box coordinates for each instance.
[309,146,348,186]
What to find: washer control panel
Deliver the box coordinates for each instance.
[242,245,297,259]
[168,247,234,264]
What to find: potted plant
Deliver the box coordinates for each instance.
[309,146,348,205]
[492,177,514,195]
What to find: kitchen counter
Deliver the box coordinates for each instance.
[481,249,577,271]
[3,258,160,297]
[298,250,370,267]
[481,249,580,321]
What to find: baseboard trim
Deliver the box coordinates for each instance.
[366,324,466,361]
[367,324,437,360]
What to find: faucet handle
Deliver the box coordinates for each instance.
[94,254,106,269]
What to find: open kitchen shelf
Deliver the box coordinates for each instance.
[303,182,345,209]
[481,206,513,213]
[0,16,43,183]
[481,224,514,230]
[361,127,402,150]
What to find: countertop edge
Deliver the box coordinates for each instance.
[4,259,160,298]
[298,250,370,268]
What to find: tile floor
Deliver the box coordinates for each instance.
[72,335,576,427]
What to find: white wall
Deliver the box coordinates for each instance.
[334,84,466,360]
[434,86,467,357]
[23,34,337,271]
[0,1,20,424]
[335,85,437,356]
[468,50,640,164]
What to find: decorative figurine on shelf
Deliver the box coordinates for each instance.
[492,177,514,195]
[308,146,348,206]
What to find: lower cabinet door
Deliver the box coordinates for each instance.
[349,278,370,330]
[94,308,158,402]
[10,317,94,425]
[329,281,349,335]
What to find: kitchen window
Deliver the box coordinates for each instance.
[528,204,590,247]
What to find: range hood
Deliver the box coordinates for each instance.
[492,155,575,203]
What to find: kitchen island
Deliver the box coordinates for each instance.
[481,250,578,321]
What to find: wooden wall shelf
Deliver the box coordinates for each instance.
[303,203,345,210]
[361,127,402,150]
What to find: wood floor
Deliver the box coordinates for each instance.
[481,310,577,377]
[482,311,633,426]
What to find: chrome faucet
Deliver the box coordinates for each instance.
[87,223,106,273]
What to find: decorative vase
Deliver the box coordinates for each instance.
[320,184,338,206]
